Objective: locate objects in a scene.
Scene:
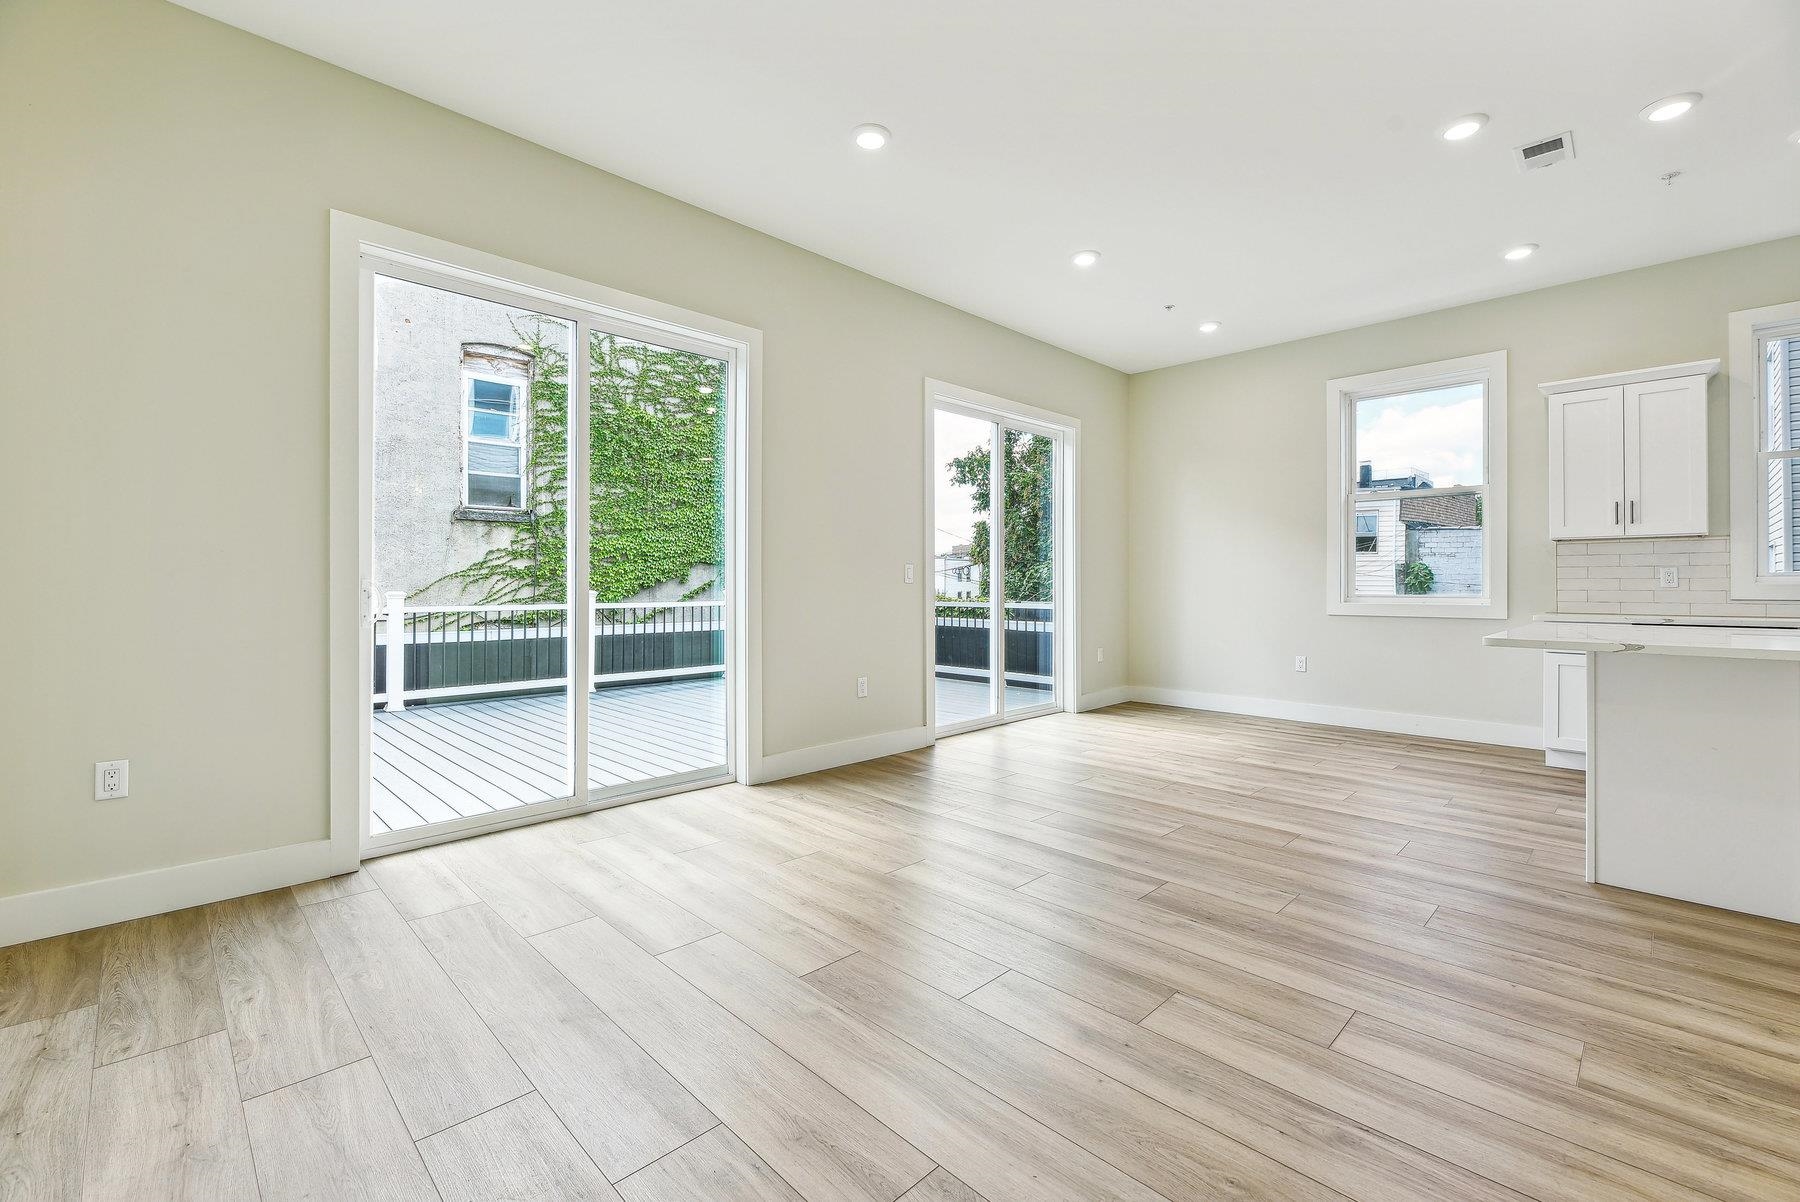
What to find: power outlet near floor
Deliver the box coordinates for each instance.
[95,759,129,800]
[1294,656,1308,673]
[856,676,869,698]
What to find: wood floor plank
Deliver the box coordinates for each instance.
[0,1005,93,1199]
[1331,1012,1800,1202]
[615,1125,801,1202]
[206,888,367,1099]
[95,907,225,1066]
[420,1091,623,1202]
[897,1168,989,1202]
[290,868,379,906]
[303,889,530,1138]
[0,928,101,1029]
[663,933,1170,1202]
[532,916,934,1202]
[809,952,1343,1201]
[365,847,480,919]
[584,833,854,975]
[964,971,1522,1202]
[433,830,593,936]
[507,823,716,954]
[414,900,716,1179]
[84,1031,258,1200]
[241,1057,437,1201]
[1143,991,1713,1202]
[1576,1045,1800,1162]
[679,844,1006,998]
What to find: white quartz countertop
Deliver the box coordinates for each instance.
[1485,620,1800,660]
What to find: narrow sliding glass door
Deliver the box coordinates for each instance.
[586,327,730,793]
[364,256,736,849]
[932,396,1067,734]
[370,273,576,837]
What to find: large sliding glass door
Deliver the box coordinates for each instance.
[364,257,737,849]
[931,391,1070,734]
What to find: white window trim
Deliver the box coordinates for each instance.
[1324,350,1508,619]
[461,367,528,511]
[1729,300,1800,600]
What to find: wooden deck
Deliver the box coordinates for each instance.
[935,677,1055,726]
[370,676,727,834]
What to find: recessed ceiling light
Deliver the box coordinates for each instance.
[1197,320,1221,334]
[1441,114,1488,141]
[1071,250,1101,268]
[1639,93,1700,123]
[852,123,890,150]
[1503,243,1538,261]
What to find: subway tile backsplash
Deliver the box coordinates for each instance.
[1553,536,1800,618]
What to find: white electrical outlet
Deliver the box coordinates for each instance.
[1657,566,1679,588]
[1097,646,1105,662]
[904,563,915,584]
[1294,656,1308,673]
[95,759,129,800]
[856,676,869,698]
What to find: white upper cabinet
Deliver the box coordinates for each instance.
[1541,360,1718,541]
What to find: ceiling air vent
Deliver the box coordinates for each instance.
[1515,131,1574,172]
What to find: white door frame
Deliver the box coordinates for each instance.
[328,212,761,865]
[922,378,1080,737]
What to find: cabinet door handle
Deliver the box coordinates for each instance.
[1614,501,1621,526]
[1629,499,1637,524]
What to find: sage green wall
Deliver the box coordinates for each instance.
[1127,235,1800,735]
[0,0,1129,898]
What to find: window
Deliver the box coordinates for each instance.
[1324,351,1507,618]
[464,370,526,509]
[1729,301,1800,599]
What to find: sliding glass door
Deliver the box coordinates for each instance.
[365,260,735,848]
[932,399,1067,734]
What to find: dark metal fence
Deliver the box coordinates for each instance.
[933,602,1054,679]
[373,602,724,705]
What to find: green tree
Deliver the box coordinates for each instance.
[947,429,1055,602]
[448,321,727,604]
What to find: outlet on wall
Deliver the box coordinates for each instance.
[1657,566,1679,588]
[1097,647,1105,662]
[1294,656,1308,673]
[95,759,129,801]
[856,675,869,698]
[904,563,915,584]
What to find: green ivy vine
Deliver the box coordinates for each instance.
[448,319,726,605]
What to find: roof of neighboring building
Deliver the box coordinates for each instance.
[1399,493,1479,527]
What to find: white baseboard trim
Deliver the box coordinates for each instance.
[1544,748,1586,770]
[753,724,935,783]
[1129,686,1541,749]
[0,838,347,948]
[1077,686,1132,712]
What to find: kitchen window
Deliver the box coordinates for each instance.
[1729,300,1800,599]
[1324,351,1508,618]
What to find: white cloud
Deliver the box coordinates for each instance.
[1355,384,1483,487]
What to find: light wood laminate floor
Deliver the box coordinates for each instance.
[6,703,1800,1200]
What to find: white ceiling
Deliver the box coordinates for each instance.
[177,0,1800,372]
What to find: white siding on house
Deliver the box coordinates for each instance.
[1352,498,1402,595]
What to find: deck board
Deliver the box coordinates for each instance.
[371,678,727,835]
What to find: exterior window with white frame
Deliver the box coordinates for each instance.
[1729,301,1800,599]
[1325,351,1508,618]
[463,369,527,510]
